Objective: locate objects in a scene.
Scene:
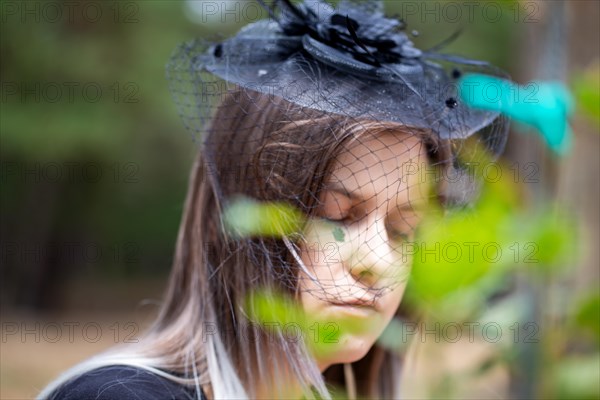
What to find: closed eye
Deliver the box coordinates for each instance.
[386,216,418,243]
[387,229,412,242]
[321,208,359,224]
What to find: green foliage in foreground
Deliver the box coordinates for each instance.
[240,146,594,399]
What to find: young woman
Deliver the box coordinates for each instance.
[40,1,508,399]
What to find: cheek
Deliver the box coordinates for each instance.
[297,243,332,313]
[298,221,347,285]
[298,285,320,318]
[381,280,408,321]
[297,243,345,313]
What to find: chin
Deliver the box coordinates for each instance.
[326,334,376,365]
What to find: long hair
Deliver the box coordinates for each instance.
[38,90,450,400]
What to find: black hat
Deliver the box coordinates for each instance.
[167,0,509,157]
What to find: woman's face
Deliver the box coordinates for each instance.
[298,132,431,370]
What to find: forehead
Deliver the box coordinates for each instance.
[327,132,430,205]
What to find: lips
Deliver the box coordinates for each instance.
[328,299,378,310]
[327,301,379,320]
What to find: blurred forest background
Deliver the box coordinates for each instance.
[1,0,598,398]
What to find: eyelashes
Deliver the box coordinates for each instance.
[387,228,413,243]
[321,210,415,243]
[322,209,357,224]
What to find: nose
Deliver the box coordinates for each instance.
[345,215,403,288]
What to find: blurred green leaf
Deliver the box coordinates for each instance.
[518,210,578,270]
[246,289,374,359]
[552,354,600,399]
[406,144,577,317]
[574,293,600,347]
[223,196,305,238]
[573,62,600,127]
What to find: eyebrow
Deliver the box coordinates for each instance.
[324,183,429,211]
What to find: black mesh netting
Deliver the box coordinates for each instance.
[166,0,509,306]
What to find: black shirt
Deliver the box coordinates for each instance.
[46,365,205,400]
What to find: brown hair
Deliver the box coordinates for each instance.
[144,89,452,398]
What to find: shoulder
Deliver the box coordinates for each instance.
[45,365,202,400]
